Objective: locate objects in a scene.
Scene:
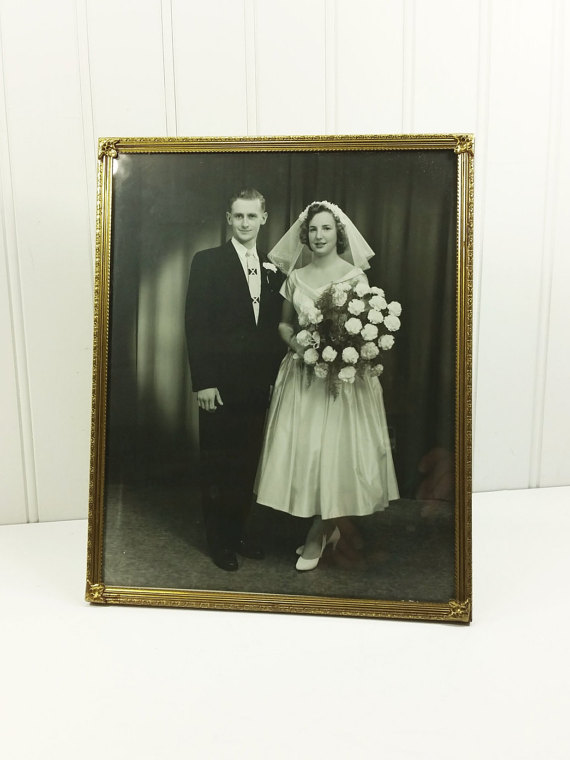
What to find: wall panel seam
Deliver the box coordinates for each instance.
[0,10,38,523]
[472,0,491,459]
[75,0,96,286]
[533,0,563,487]
[325,0,337,134]
[402,0,416,131]
[161,0,177,136]
[244,0,257,135]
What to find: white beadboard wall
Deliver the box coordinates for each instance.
[0,0,568,524]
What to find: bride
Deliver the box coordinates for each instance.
[255,201,399,570]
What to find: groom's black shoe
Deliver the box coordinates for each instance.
[234,538,265,560]
[211,547,238,571]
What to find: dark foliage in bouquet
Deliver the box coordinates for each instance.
[295,280,402,397]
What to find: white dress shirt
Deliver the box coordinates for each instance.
[231,237,261,324]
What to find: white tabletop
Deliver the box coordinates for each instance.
[1,487,569,760]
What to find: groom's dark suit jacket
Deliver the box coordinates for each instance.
[185,239,284,414]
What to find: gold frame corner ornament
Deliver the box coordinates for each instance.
[98,139,119,161]
[86,581,106,603]
[448,598,471,622]
[454,134,474,155]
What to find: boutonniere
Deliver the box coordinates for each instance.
[262,261,280,290]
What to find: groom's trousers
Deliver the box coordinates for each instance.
[198,389,268,552]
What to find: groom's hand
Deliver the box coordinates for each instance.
[197,387,223,412]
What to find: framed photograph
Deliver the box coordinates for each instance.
[86,134,472,623]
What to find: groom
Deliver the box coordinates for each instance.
[185,188,284,571]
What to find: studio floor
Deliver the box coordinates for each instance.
[103,483,455,602]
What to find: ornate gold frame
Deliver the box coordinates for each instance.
[86,134,473,623]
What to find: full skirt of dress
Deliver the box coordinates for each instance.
[255,352,399,519]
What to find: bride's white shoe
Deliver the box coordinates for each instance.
[295,526,340,571]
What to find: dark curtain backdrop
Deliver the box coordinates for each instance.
[106,150,456,500]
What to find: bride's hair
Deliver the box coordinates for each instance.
[299,202,348,254]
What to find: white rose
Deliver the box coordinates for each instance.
[369,363,384,376]
[322,346,338,362]
[342,347,359,364]
[367,309,384,325]
[347,298,366,316]
[360,342,379,360]
[369,295,387,311]
[310,331,321,347]
[332,289,348,307]
[338,281,352,292]
[361,323,379,341]
[307,307,323,324]
[369,286,385,297]
[384,314,401,332]
[388,301,402,317]
[354,282,370,297]
[298,299,319,325]
[296,330,312,347]
[338,365,356,383]
[345,317,363,335]
[303,348,319,365]
[314,363,328,379]
[379,334,395,350]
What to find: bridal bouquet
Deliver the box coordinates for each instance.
[295,281,402,396]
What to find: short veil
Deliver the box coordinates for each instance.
[268,201,375,275]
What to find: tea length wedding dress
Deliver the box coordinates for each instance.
[255,266,399,519]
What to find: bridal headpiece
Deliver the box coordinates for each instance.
[268,201,375,275]
[297,200,348,224]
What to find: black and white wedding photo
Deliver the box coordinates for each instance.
[90,136,471,620]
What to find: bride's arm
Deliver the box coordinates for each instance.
[278,299,303,356]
